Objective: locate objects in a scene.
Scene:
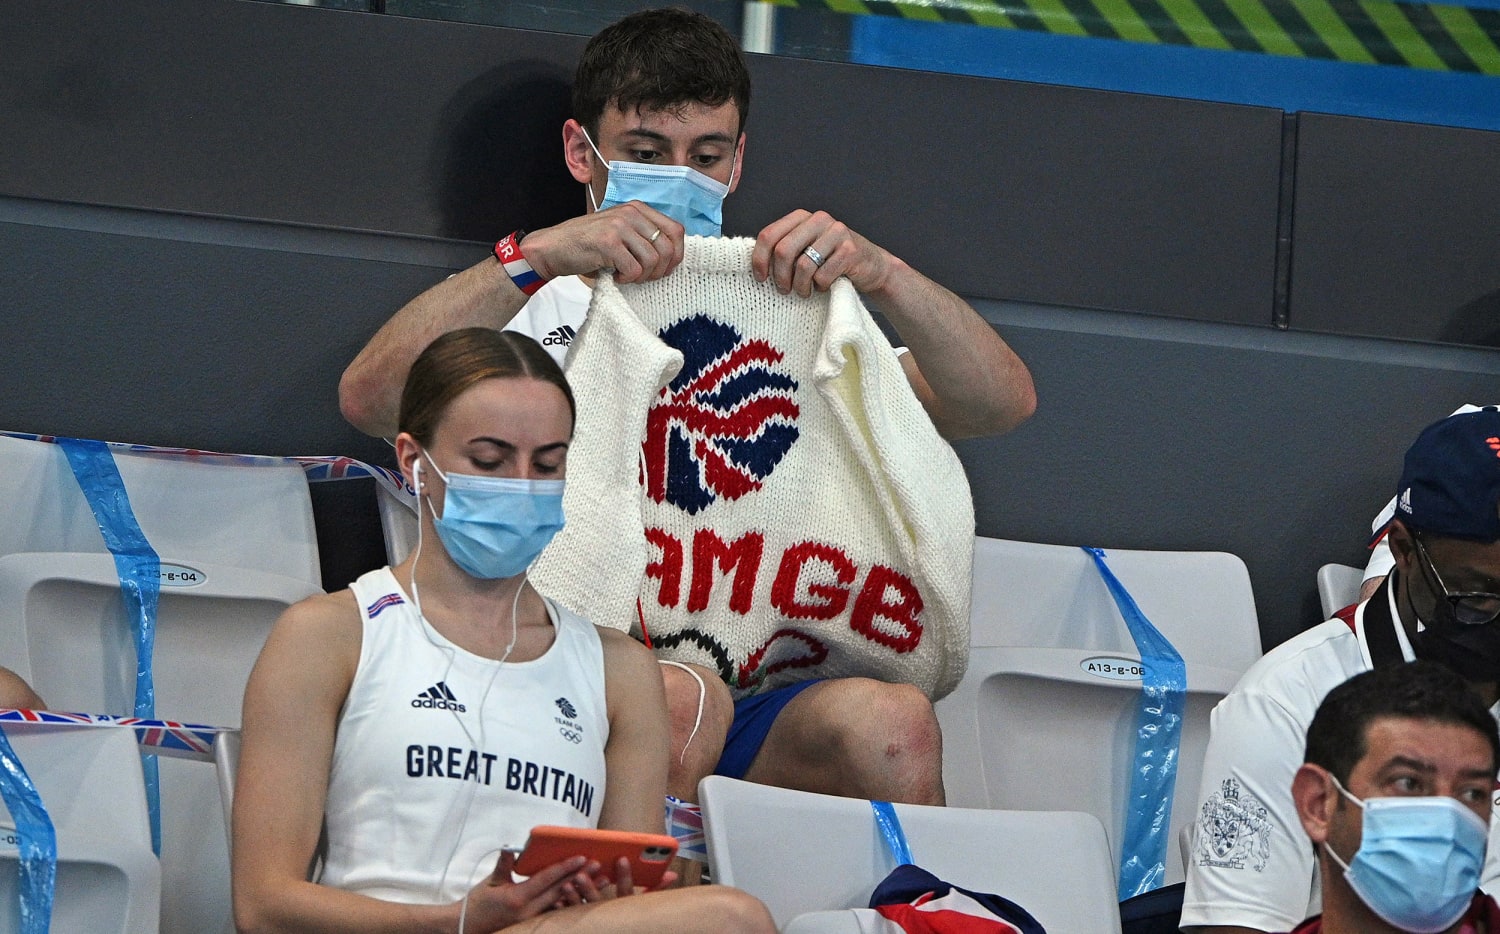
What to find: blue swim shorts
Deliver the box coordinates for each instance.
[713,679,823,780]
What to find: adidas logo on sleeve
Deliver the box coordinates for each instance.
[411,681,466,712]
[542,325,576,347]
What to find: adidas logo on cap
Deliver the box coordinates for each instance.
[412,681,467,712]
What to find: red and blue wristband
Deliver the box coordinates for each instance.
[495,230,546,296]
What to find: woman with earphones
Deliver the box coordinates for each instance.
[232,328,774,934]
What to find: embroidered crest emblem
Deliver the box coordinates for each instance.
[1195,777,1272,871]
[643,314,800,515]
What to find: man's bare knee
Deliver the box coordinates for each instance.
[752,677,944,804]
[849,681,943,789]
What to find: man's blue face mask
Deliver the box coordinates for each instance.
[1325,773,1489,934]
[583,127,736,238]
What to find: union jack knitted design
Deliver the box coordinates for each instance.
[530,237,972,700]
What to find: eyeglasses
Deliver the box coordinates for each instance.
[1411,534,1500,626]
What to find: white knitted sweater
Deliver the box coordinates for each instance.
[530,237,973,700]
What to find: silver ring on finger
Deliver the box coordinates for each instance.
[803,245,826,267]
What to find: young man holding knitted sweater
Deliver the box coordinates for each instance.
[339,9,1035,815]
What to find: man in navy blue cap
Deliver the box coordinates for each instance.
[1356,404,1488,606]
[1182,408,1500,934]
[1382,407,1500,680]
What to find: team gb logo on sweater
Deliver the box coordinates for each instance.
[643,314,800,515]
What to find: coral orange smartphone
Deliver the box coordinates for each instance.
[512,825,678,888]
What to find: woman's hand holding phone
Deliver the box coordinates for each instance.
[513,825,681,902]
[458,850,592,931]
[558,855,681,907]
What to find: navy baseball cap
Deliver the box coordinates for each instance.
[1393,407,1500,542]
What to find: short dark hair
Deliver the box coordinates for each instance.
[399,328,575,444]
[572,8,751,137]
[1304,660,1500,784]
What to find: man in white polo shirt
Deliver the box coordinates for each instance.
[1182,408,1500,933]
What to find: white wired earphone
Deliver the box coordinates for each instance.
[658,660,706,763]
[409,455,525,931]
[407,452,695,930]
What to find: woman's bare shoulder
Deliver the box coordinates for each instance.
[276,588,363,639]
[255,588,365,686]
[594,625,656,667]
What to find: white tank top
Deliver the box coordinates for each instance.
[322,567,609,904]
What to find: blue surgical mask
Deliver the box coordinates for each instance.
[584,128,735,238]
[1325,774,1488,933]
[419,451,565,580]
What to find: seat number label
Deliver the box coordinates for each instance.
[1080,655,1145,681]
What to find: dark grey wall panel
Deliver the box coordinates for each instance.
[0,0,585,241]
[0,0,1283,325]
[1289,113,1500,345]
[0,208,471,465]
[730,59,1284,324]
[963,303,1500,649]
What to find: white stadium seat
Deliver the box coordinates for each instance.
[0,725,160,934]
[935,536,1262,887]
[700,775,1121,933]
[1316,562,1364,619]
[0,435,322,934]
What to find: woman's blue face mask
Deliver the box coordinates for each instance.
[419,450,565,580]
[583,127,736,238]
